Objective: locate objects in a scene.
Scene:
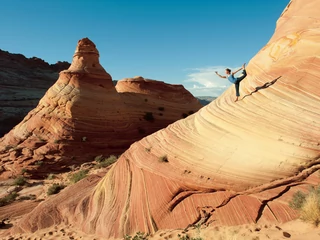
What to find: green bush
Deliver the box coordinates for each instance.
[19,194,36,200]
[289,191,306,210]
[0,192,18,207]
[289,186,320,226]
[69,170,89,183]
[125,232,148,240]
[94,155,104,162]
[35,160,44,166]
[47,184,65,195]
[13,176,27,186]
[95,155,118,169]
[47,173,55,180]
[178,234,203,240]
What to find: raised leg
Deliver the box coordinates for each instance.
[236,69,247,82]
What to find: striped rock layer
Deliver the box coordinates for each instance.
[12,0,320,238]
[0,38,202,179]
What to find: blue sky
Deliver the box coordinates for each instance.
[0,0,289,96]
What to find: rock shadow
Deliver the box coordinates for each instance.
[242,76,281,100]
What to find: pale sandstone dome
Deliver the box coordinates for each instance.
[11,0,320,238]
[0,38,202,179]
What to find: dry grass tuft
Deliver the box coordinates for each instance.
[300,191,320,226]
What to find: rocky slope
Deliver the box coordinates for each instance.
[0,38,202,179]
[10,0,320,238]
[0,49,70,137]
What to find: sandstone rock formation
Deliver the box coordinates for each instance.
[0,38,202,179]
[11,0,320,238]
[0,49,70,137]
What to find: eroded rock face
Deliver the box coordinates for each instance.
[0,50,70,137]
[0,38,202,179]
[11,0,320,237]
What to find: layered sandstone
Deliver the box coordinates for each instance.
[11,0,320,238]
[0,38,202,179]
[0,49,70,137]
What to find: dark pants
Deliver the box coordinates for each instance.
[235,70,247,96]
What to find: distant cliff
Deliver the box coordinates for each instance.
[0,49,70,137]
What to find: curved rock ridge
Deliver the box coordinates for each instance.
[11,0,320,237]
[0,38,202,179]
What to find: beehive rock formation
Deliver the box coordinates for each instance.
[11,0,320,238]
[0,38,202,179]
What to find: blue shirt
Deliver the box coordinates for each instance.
[227,74,237,84]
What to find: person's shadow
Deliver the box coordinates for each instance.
[241,76,281,100]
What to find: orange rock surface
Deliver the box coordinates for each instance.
[0,38,202,179]
[11,0,320,238]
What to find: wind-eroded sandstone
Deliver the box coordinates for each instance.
[10,0,320,238]
[0,38,202,179]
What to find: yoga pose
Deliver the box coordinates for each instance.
[215,63,247,102]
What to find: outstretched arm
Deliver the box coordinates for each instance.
[215,71,226,78]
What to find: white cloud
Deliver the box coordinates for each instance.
[184,66,240,97]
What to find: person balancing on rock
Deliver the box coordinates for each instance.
[215,63,247,102]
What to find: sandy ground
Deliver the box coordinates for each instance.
[0,220,319,240]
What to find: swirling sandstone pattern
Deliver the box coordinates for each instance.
[12,0,320,238]
[0,38,202,179]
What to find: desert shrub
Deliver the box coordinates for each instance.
[300,191,320,226]
[158,107,165,111]
[188,110,195,115]
[289,191,306,210]
[21,168,27,174]
[159,155,168,163]
[143,112,154,122]
[95,155,118,169]
[0,192,18,207]
[47,184,65,195]
[125,232,148,240]
[289,186,320,226]
[69,169,89,183]
[94,155,104,162]
[47,173,55,180]
[13,176,27,186]
[178,234,203,240]
[19,194,36,200]
[35,160,44,166]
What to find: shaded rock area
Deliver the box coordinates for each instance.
[0,49,70,137]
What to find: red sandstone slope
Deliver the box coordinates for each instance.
[0,38,202,179]
[11,0,320,238]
